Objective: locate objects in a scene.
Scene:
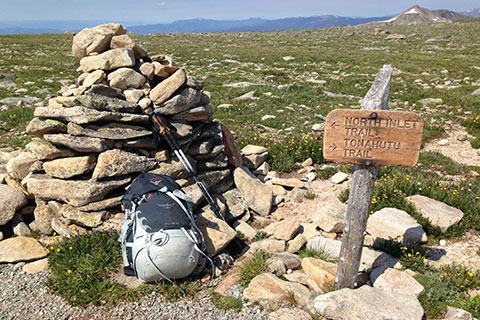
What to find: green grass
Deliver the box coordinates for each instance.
[339,160,480,239]
[210,292,243,311]
[298,247,337,263]
[316,167,337,180]
[46,232,201,307]
[252,231,269,242]
[236,250,271,287]
[415,264,480,319]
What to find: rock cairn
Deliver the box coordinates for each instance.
[0,23,235,254]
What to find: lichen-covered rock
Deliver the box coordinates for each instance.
[44,134,113,153]
[77,94,139,113]
[72,23,126,58]
[26,118,67,136]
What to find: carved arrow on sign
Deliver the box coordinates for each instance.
[330,122,338,129]
[329,144,337,151]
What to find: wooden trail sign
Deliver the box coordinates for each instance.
[329,64,423,290]
[324,109,423,167]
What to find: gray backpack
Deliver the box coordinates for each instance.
[119,173,211,283]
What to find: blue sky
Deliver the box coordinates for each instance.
[1,0,478,22]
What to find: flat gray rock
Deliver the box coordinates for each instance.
[366,207,427,246]
[307,236,399,271]
[27,174,131,207]
[44,133,113,153]
[34,106,149,125]
[67,122,151,140]
[26,118,67,136]
[370,267,424,296]
[77,94,139,113]
[0,237,49,263]
[406,195,464,233]
[306,285,424,320]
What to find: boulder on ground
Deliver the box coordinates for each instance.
[406,195,464,233]
[243,273,311,307]
[370,267,424,296]
[248,239,286,254]
[234,167,272,216]
[306,285,424,320]
[366,208,427,246]
[196,210,236,256]
[267,307,312,320]
[263,219,300,241]
[0,236,49,263]
[301,257,336,292]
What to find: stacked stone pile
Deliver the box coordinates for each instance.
[0,23,234,252]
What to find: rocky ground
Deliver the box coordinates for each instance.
[0,20,480,320]
[0,263,268,320]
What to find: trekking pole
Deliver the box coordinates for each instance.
[150,113,226,222]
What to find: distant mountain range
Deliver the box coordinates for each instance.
[127,16,389,34]
[463,8,480,17]
[368,5,470,26]
[0,5,478,35]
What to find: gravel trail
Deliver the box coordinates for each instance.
[0,263,268,320]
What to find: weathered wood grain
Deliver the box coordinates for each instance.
[335,64,392,289]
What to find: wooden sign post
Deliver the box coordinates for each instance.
[322,65,424,289]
